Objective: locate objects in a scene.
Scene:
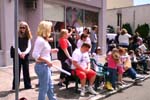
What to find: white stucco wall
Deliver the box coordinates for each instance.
[107,4,150,33]
[107,0,133,9]
[133,5,150,27]
[121,8,134,29]
[106,10,118,28]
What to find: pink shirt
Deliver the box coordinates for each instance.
[107,54,118,69]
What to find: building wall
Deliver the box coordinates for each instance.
[26,0,43,49]
[133,5,150,28]
[106,4,150,33]
[0,0,43,66]
[0,0,15,66]
[0,0,106,66]
[107,0,133,9]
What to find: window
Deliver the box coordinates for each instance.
[43,3,65,48]
[66,7,98,33]
[85,10,98,27]
[66,7,83,28]
[43,3,64,22]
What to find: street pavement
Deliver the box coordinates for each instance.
[0,59,150,100]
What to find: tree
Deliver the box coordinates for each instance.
[135,23,149,39]
[122,23,133,35]
[107,25,115,33]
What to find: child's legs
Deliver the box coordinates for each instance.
[132,62,138,71]
[117,66,124,82]
[126,68,137,79]
[108,68,117,88]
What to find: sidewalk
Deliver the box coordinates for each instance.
[0,60,149,100]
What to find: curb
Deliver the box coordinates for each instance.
[89,75,150,100]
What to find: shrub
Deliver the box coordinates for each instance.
[107,25,115,33]
[135,23,149,39]
[122,23,133,35]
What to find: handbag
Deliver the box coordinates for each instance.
[10,46,15,58]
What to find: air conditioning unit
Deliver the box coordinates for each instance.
[24,0,37,9]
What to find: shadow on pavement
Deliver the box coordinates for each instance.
[0,90,12,98]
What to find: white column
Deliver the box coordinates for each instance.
[98,0,107,54]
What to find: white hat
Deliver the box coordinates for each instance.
[97,46,101,49]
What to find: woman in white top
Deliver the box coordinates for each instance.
[12,21,32,90]
[32,21,58,100]
[118,28,131,48]
[77,33,90,48]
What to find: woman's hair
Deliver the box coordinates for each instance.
[128,50,134,55]
[118,47,127,54]
[120,28,127,35]
[92,25,98,30]
[19,21,32,39]
[59,29,68,38]
[80,33,88,40]
[67,26,72,33]
[37,21,52,38]
[112,48,120,62]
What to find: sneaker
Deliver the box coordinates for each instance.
[143,71,149,75]
[136,74,145,79]
[57,82,65,87]
[134,74,145,83]
[88,86,98,95]
[80,88,85,96]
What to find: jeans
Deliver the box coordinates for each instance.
[107,68,117,89]
[35,63,57,100]
[91,42,97,54]
[126,67,137,79]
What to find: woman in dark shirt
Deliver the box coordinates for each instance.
[12,21,32,89]
[57,29,72,86]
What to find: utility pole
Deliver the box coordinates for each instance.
[14,0,19,100]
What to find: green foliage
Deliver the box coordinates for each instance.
[135,23,150,39]
[122,23,133,35]
[107,25,115,33]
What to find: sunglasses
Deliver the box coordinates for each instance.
[20,27,26,29]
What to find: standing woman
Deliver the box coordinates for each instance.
[57,29,72,86]
[12,21,32,89]
[90,25,98,54]
[118,28,131,48]
[32,21,57,100]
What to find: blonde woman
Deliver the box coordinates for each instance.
[118,28,131,48]
[57,29,72,86]
[32,21,57,100]
[12,21,32,90]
